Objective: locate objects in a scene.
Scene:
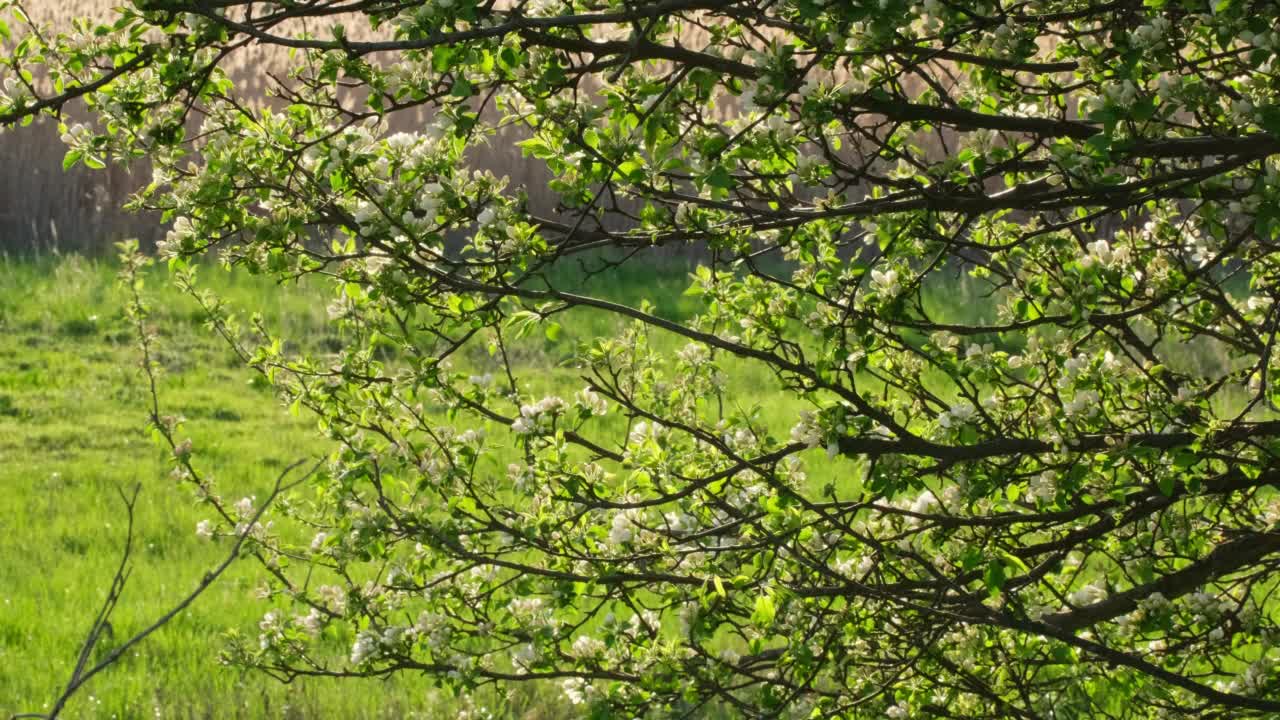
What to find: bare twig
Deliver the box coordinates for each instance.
[11,460,316,720]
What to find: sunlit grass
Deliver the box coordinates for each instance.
[0,257,453,718]
[0,255,827,719]
[0,253,1251,717]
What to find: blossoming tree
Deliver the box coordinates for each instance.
[5,0,1280,717]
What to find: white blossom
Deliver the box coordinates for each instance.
[296,608,323,636]
[790,410,823,448]
[1231,660,1271,695]
[562,677,590,705]
[608,511,637,547]
[316,584,347,614]
[1129,17,1170,48]
[1101,80,1139,108]
[764,114,796,140]
[931,331,959,353]
[385,131,419,152]
[350,630,380,664]
[965,343,994,364]
[1026,471,1057,503]
[1063,390,1099,418]
[575,388,608,415]
[512,395,567,434]
[663,511,695,536]
[570,635,607,658]
[1069,582,1108,606]
[795,153,822,176]
[676,342,711,366]
[938,402,976,429]
[512,643,537,669]
[352,200,379,226]
[869,268,900,295]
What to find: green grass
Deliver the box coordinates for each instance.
[0,251,1253,718]
[0,254,838,719]
[0,257,476,718]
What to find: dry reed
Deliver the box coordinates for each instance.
[0,3,929,256]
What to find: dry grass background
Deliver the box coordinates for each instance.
[0,1,147,253]
[0,2,559,254]
[0,3,910,256]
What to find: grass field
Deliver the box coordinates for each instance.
[0,256,448,718]
[0,255,632,718]
[0,253,808,719]
[1,249,1251,718]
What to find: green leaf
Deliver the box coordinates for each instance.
[499,46,519,70]
[518,137,555,159]
[984,560,1007,595]
[1172,451,1197,470]
[450,77,473,98]
[1000,552,1030,574]
[1014,297,1041,321]
[706,165,734,191]
[615,159,645,183]
[752,594,776,627]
